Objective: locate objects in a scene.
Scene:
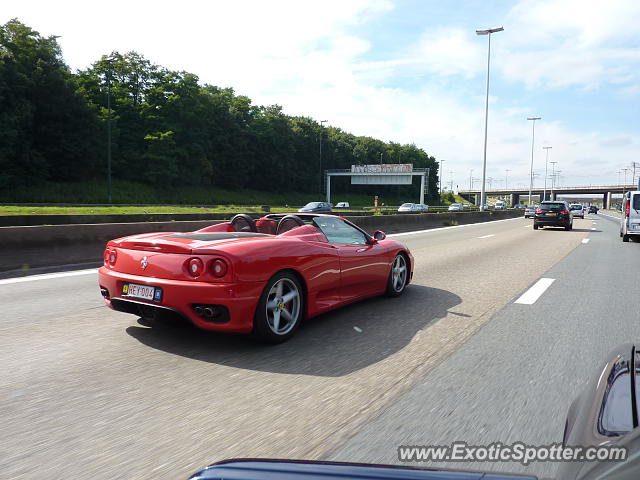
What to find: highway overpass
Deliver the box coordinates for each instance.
[458,184,638,208]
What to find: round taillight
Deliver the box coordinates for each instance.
[108,249,117,265]
[104,249,110,265]
[211,259,228,278]
[188,258,204,277]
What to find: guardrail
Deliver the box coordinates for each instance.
[0,210,523,273]
[0,206,524,227]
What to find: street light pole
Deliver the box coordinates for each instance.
[105,56,118,204]
[469,169,474,190]
[476,26,504,211]
[505,168,511,189]
[439,159,446,196]
[622,167,631,197]
[527,116,541,205]
[542,146,552,202]
[549,161,557,200]
[319,120,328,194]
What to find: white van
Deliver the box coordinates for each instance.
[620,191,640,242]
[494,201,506,210]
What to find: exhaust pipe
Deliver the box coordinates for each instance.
[203,307,214,318]
[195,306,204,316]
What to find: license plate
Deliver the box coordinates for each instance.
[546,212,557,216]
[122,283,162,302]
[632,224,640,230]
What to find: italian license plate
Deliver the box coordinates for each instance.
[547,212,557,216]
[122,283,162,302]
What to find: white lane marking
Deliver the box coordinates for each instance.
[600,213,621,219]
[582,238,590,244]
[477,234,495,239]
[514,278,556,305]
[591,227,597,231]
[388,217,522,237]
[0,268,99,286]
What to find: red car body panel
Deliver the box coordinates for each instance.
[98,214,414,333]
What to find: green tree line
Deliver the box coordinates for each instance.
[0,19,440,203]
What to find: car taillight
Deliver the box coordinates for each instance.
[626,202,630,217]
[104,249,110,265]
[108,249,117,266]
[187,258,204,277]
[211,259,228,278]
[535,209,542,214]
[560,210,569,214]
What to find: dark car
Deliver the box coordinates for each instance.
[589,205,599,214]
[298,201,332,213]
[534,200,573,230]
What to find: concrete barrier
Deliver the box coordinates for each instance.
[0,210,522,273]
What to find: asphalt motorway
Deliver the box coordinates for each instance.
[1,213,636,479]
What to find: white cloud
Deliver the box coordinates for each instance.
[501,0,640,90]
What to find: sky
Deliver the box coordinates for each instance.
[3,0,639,190]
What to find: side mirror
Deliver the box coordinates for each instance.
[372,230,386,241]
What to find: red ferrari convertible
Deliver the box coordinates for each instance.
[98,213,413,342]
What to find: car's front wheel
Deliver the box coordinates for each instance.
[253,272,304,343]
[386,254,409,297]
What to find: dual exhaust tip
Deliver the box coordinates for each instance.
[193,304,222,321]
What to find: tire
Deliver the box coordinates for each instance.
[623,234,630,242]
[252,271,304,343]
[533,224,538,230]
[386,254,409,297]
[565,223,573,231]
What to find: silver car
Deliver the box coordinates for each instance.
[398,203,417,213]
[524,205,538,218]
[448,203,462,211]
[569,203,584,218]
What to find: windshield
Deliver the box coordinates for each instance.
[570,205,582,210]
[540,203,565,210]
[304,202,321,208]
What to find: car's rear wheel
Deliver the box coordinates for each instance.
[533,224,538,230]
[623,234,630,242]
[253,272,303,343]
[565,223,573,231]
[386,254,408,297]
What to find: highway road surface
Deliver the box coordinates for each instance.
[1,213,637,479]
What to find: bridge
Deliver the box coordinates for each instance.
[458,184,638,208]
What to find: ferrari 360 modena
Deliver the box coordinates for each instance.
[98,213,413,343]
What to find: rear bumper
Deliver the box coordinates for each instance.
[534,216,571,226]
[98,267,264,333]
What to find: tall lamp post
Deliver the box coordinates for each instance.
[505,169,510,189]
[622,167,631,197]
[527,116,541,205]
[439,159,446,195]
[476,26,504,211]
[469,168,474,190]
[542,146,552,202]
[549,161,558,200]
[319,119,328,194]
[105,56,118,204]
